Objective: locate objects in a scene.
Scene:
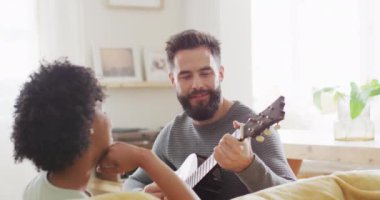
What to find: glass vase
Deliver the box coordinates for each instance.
[333,98,375,141]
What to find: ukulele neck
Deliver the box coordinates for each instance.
[184,128,242,188]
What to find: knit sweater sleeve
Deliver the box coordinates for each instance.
[236,129,296,192]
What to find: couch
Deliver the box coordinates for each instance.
[233,170,380,200]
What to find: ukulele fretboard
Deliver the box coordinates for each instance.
[184,129,241,188]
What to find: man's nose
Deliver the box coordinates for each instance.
[191,75,204,89]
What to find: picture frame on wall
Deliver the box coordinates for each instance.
[92,44,142,83]
[143,48,169,82]
[109,0,163,9]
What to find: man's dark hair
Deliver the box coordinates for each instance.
[11,59,105,172]
[165,29,221,70]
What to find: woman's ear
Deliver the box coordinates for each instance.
[169,72,175,85]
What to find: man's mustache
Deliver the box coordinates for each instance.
[188,89,210,98]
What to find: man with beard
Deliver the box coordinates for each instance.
[122,29,296,200]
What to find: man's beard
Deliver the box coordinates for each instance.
[177,86,222,121]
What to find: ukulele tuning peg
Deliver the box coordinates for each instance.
[255,135,265,143]
[274,123,281,130]
[264,129,272,136]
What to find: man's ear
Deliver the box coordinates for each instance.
[219,66,225,82]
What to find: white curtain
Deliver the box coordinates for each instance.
[0,0,39,117]
[251,0,380,130]
[37,0,85,65]
[0,0,39,199]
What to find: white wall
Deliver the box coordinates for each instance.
[182,0,220,37]
[220,0,253,107]
[182,0,253,107]
[74,0,253,129]
[80,0,185,129]
[37,0,255,130]
[38,0,188,130]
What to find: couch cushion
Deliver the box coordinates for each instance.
[87,192,158,200]
[233,170,380,200]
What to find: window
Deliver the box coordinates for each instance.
[251,0,380,130]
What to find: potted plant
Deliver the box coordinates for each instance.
[313,79,380,140]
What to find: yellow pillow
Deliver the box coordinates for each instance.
[88,192,159,200]
[233,170,380,200]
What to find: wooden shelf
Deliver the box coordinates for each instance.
[101,82,172,88]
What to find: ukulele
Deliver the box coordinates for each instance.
[175,96,286,198]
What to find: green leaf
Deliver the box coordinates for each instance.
[350,82,370,119]
[322,87,335,92]
[313,90,322,110]
[361,79,380,97]
[370,87,380,97]
[312,87,336,111]
[369,79,379,85]
[333,91,345,103]
[314,79,379,120]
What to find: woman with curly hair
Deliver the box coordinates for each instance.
[11,59,198,200]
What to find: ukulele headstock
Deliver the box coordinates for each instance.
[242,96,285,142]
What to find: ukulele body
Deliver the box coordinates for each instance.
[176,153,222,199]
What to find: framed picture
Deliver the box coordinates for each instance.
[93,44,142,83]
[109,0,163,9]
[143,49,169,82]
